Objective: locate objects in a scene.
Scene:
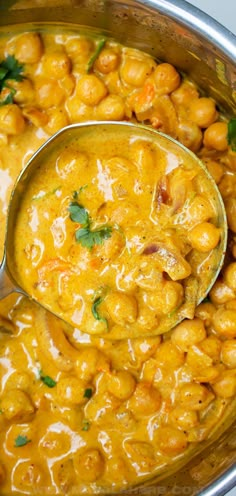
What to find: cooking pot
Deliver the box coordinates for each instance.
[0,1,236,495]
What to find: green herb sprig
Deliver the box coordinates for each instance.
[68,197,112,250]
[228,118,236,151]
[84,388,93,399]
[0,55,24,105]
[14,435,31,447]
[39,370,57,388]
[87,38,106,73]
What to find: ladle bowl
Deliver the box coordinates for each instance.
[0,121,228,338]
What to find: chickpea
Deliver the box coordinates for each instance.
[75,347,110,382]
[107,370,136,400]
[188,222,221,252]
[203,121,228,151]
[105,291,138,326]
[40,430,71,456]
[13,32,44,63]
[210,280,235,305]
[177,119,203,152]
[212,308,236,338]
[128,382,161,416]
[36,78,65,109]
[56,376,90,406]
[9,78,35,104]
[198,336,222,362]
[195,302,216,328]
[42,50,71,78]
[136,301,159,330]
[5,371,31,392]
[0,104,25,135]
[171,318,206,352]
[179,383,214,410]
[130,336,161,362]
[153,63,181,95]
[1,389,34,420]
[169,407,199,430]
[187,195,214,224]
[124,441,156,472]
[65,37,94,62]
[188,97,218,128]
[76,74,107,106]
[59,74,76,96]
[171,80,199,108]
[130,140,155,175]
[56,149,88,180]
[155,341,185,369]
[225,198,236,233]
[95,48,120,73]
[154,426,188,456]
[12,461,42,488]
[223,262,236,291]
[96,94,125,120]
[218,174,236,200]
[212,371,236,398]
[203,159,224,184]
[22,107,48,128]
[221,340,236,368]
[120,57,153,87]
[74,449,104,482]
[96,230,125,260]
[44,108,69,135]
[54,459,75,492]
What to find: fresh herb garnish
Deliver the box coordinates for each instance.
[68,198,112,250]
[75,225,112,249]
[228,118,236,151]
[39,371,57,388]
[32,187,61,201]
[73,185,88,199]
[87,38,106,73]
[0,408,2,415]
[84,388,93,399]
[82,420,90,431]
[69,202,89,225]
[91,296,108,327]
[0,55,24,105]
[14,435,31,447]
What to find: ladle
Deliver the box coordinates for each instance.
[0,121,227,338]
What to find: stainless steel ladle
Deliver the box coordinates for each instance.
[0,121,228,337]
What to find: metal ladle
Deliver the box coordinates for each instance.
[0,121,228,338]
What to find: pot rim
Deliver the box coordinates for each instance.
[140,0,236,61]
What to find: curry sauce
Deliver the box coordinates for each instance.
[0,28,235,495]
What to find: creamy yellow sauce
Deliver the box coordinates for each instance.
[0,28,235,495]
[13,124,223,338]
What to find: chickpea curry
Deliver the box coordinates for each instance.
[0,28,236,495]
[13,123,224,339]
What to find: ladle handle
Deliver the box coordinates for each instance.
[0,256,16,299]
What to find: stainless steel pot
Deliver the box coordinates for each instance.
[0,1,236,495]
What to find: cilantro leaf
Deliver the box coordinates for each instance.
[40,371,56,388]
[75,225,112,250]
[92,296,108,327]
[14,435,31,447]
[87,38,106,73]
[228,118,236,151]
[84,388,93,399]
[73,185,88,199]
[69,202,89,226]
[69,195,112,250]
[0,55,24,105]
